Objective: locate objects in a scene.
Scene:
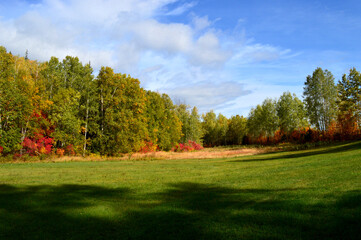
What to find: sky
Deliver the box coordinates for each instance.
[1,0,361,117]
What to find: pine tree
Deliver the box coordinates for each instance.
[337,68,361,136]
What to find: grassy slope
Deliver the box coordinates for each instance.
[0,141,360,240]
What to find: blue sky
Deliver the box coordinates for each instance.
[1,0,361,117]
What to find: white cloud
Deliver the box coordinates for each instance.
[0,0,296,116]
[191,31,230,66]
[166,82,252,112]
[0,10,114,68]
[41,0,177,25]
[130,20,193,53]
[128,20,229,67]
[1,0,232,69]
[192,15,211,31]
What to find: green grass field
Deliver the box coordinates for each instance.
[1,141,360,239]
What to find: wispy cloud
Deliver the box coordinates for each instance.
[165,1,197,16]
[232,44,292,64]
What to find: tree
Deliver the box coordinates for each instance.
[0,46,14,80]
[0,81,32,154]
[159,94,182,150]
[95,67,147,155]
[303,68,337,131]
[226,115,247,145]
[345,68,361,128]
[202,110,217,146]
[41,56,96,155]
[145,91,181,150]
[50,88,81,149]
[175,104,191,143]
[0,47,45,154]
[189,107,203,144]
[201,111,230,146]
[215,113,228,145]
[248,98,279,139]
[61,56,84,89]
[337,68,361,136]
[276,92,308,133]
[175,104,203,144]
[73,62,96,156]
[39,57,63,100]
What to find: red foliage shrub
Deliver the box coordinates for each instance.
[139,141,159,153]
[65,145,75,155]
[22,133,53,156]
[337,114,359,140]
[324,121,337,141]
[172,140,203,152]
[20,111,55,157]
[273,130,283,144]
[56,148,65,157]
[253,136,268,145]
[247,123,361,146]
[0,146,3,154]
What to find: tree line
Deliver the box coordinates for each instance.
[1,45,361,157]
[0,46,203,156]
[201,67,361,146]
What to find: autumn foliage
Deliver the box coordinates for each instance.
[22,134,53,156]
[247,125,360,146]
[139,141,159,153]
[138,140,203,153]
[172,140,203,152]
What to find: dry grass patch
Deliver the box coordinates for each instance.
[132,147,268,160]
[63,146,269,162]
[2,146,271,163]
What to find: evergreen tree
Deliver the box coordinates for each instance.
[337,68,361,135]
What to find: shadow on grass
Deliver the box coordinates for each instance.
[230,141,361,163]
[0,183,360,239]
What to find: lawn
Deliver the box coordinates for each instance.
[0,141,360,239]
